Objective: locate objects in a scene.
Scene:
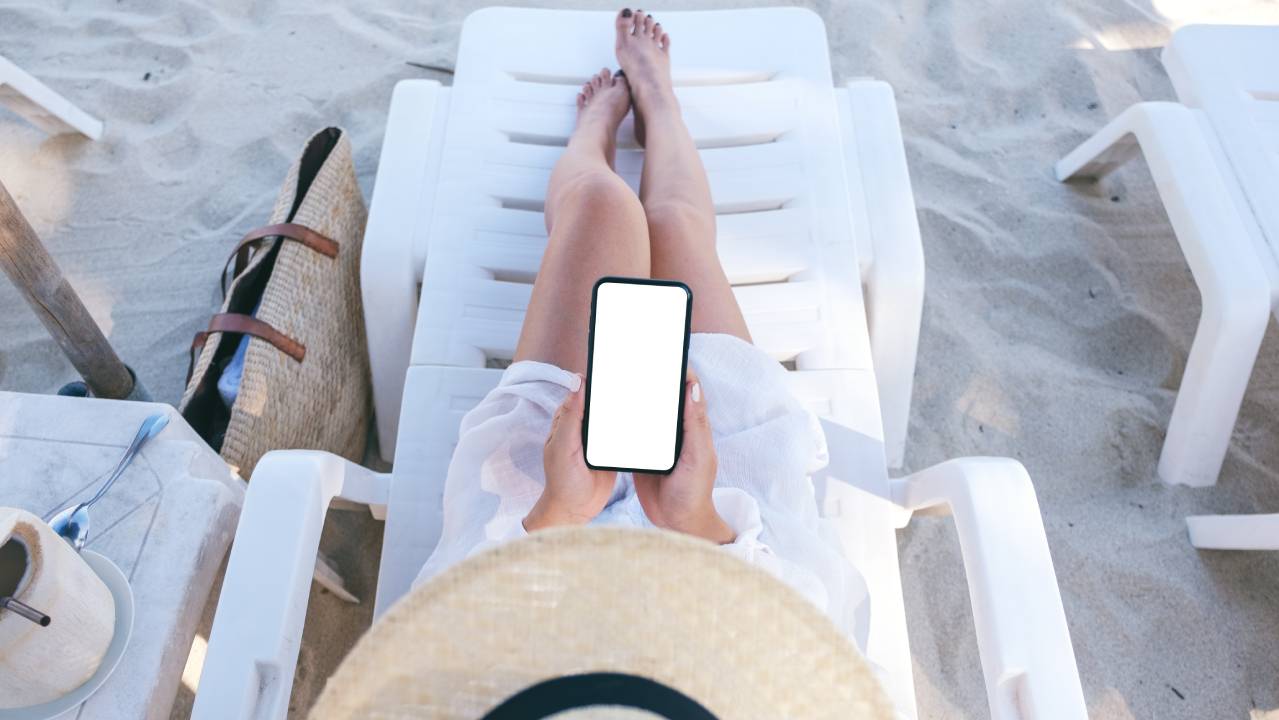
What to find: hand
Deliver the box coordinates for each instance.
[634,369,735,544]
[525,374,617,532]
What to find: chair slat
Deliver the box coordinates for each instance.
[491,74,800,111]
[489,141,799,175]
[456,227,810,285]
[414,276,828,364]
[492,99,794,149]
[475,163,802,214]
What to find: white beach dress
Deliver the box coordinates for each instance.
[414,332,872,651]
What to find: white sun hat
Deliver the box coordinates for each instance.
[311,526,893,719]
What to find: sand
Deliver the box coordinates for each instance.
[2,0,1278,717]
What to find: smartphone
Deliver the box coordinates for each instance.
[583,277,693,474]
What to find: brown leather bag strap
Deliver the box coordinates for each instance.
[187,312,306,383]
[220,223,339,298]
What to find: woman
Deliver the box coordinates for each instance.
[416,8,869,647]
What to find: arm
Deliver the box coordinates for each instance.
[892,458,1087,720]
[193,450,389,720]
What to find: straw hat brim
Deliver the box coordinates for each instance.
[311,526,893,719]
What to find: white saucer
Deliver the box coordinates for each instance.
[0,551,135,720]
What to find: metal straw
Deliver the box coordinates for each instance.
[1,596,51,626]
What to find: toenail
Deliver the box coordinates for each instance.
[614,69,625,77]
[621,8,631,16]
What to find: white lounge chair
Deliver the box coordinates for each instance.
[194,9,1086,719]
[1055,25,1279,549]
[360,21,925,473]
[0,55,103,139]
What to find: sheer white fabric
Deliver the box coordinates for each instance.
[414,333,871,651]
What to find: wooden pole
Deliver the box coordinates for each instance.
[0,179,134,399]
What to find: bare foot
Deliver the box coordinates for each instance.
[614,8,673,147]
[573,67,631,168]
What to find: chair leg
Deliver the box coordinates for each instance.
[1058,102,1273,487]
[1159,285,1269,487]
[361,241,416,463]
[314,552,359,603]
[1055,111,1144,182]
[0,56,103,139]
[865,265,923,471]
[1187,513,1279,550]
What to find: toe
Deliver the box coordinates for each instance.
[642,14,654,36]
[651,22,661,40]
[616,8,633,43]
[576,92,586,110]
[660,32,670,51]
[632,10,646,35]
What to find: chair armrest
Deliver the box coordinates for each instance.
[837,80,925,470]
[363,78,449,462]
[892,458,1087,720]
[192,450,385,720]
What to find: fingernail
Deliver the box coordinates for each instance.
[621,8,632,17]
[691,382,701,403]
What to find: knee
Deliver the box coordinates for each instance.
[548,170,640,227]
[643,198,715,239]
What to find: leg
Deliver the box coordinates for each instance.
[514,69,650,374]
[615,10,751,342]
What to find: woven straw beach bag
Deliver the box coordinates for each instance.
[311,527,895,719]
[180,127,370,477]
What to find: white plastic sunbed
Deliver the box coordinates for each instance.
[0,55,102,138]
[1056,25,1279,550]
[194,9,1086,719]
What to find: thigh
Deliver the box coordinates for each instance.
[514,173,651,374]
[646,201,752,342]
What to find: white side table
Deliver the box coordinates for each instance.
[1,392,244,719]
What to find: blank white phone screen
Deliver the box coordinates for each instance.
[585,281,690,472]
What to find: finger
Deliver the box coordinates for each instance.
[546,374,585,447]
[544,378,585,439]
[545,397,568,447]
[683,370,713,447]
[565,372,586,416]
[684,367,703,408]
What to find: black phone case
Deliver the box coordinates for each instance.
[581,276,693,474]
